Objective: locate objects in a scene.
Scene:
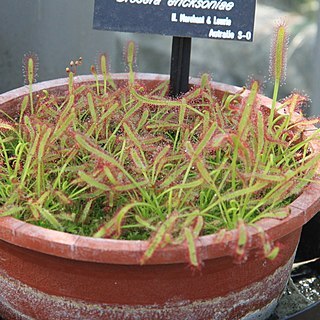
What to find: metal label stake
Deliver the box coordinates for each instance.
[169,37,192,98]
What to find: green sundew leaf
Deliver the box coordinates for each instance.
[202,111,210,134]
[0,122,15,131]
[123,123,144,152]
[68,72,74,95]
[100,54,117,91]
[146,123,181,130]
[27,57,34,84]
[20,131,40,185]
[238,81,258,139]
[29,204,40,220]
[254,227,279,260]
[230,182,271,202]
[248,172,285,182]
[53,111,75,141]
[194,122,217,157]
[56,212,77,223]
[117,139,127,165]
[257,111,265,157]
[87,92,97,123]
[152,145,170,181]
[37,205,63,231]
[99,102,119,123]
[232,138,252,170]
[160,165,188,188]
[166,154,185,162]
[266,246,280,260]
[73,84,87,96]
[185,88,202,102]
[135,215,157,231]
[184,227,199,267]
[289,119,320,130]
[236,219,247,256]
[90,65,100,94]
[54,190,72,205]
[100,54,108,77]
[193,215,204,237]
[137,109,149,132]
[0,205,24,217]
[103,166,117,184]
[185,140,194,157]
[108,191,114,208]
[75,134,115,164]
[141,211,178,264]
[188,116,202,139]
[160,178,204,197]
[222,89,244,111]
[179,102,186,125]
[281,133,320,163]
[210,134,229,152]
[131,89,184,107]
[130,149,147,177]
[75,134,140,188]
[200,73,210,90]
[201,181,269,215]
[112,181,149,192]
[79,199,93,224]
[196,160,212,184]
[149,80,170,96]
[93,202,137,238]
[273,24,287,83]
[251,207,289,223]
[37,190,51,206]
[93,219,114,238]
[52,149,78,190]
[37,126,52,161]
[182,127,191,144]
[122,101,144,122]
[23,115,35,141]
[244,181,295,221]
[19,96,29,124]
[12,141,28,176]
[143,137,164,145]
[59,94,75,121]
[78,171,111,191]
[126,41,135,81]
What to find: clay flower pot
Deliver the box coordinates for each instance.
[0,74,319,320]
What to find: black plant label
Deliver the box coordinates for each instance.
[93,0,256,42]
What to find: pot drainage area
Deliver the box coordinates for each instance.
[269,258,320,319]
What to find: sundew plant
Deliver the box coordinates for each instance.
[0,28,319,267]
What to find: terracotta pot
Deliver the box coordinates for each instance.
[0,74,319,320]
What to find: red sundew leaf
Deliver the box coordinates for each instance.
[141,211,179,264]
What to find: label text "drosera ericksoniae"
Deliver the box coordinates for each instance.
[116,0,235,11]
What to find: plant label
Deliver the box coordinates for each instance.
[93,0,256,42]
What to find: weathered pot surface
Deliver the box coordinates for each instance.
[0,74,319,320]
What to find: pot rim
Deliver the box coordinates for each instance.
[0,73,319,265]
